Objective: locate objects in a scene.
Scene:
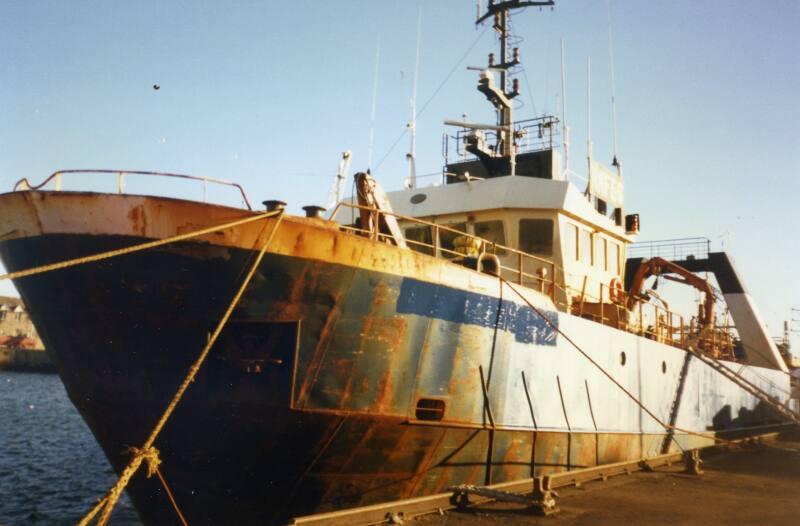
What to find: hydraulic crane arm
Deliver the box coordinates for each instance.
[626,257,715,327]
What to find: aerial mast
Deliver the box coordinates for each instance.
[472,0,555,176]
[608,7,621,174]
[406,8,422,189]
[561,39,569,177]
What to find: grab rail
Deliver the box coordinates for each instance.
[331,201,561,302]
[13,169,253,210]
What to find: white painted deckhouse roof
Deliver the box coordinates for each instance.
[387,175,634,242]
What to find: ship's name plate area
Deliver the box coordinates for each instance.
[396,278,558,345]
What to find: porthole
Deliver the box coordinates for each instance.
[410,193,427,204]
[620,351,627,366]
[662,361,667,374]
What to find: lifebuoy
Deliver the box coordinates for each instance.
[609,278,624,303]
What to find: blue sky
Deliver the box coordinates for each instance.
[1,1,798,350]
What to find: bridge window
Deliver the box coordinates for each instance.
[519,219,554,256]
[610,242,620,275]
[405,226,434,255]
[580,229,592,265]
[439,222,467,258]
[596,237,608,270]
[475,220,507,255]
[565,223,578,261]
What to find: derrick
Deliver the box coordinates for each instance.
[626,256,716,330]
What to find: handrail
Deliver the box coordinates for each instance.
[13,169,252,210]
[335,203,557,303]
[332,200,743,360]
[330,201,559,271]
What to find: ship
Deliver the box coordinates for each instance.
[0,1,796,524]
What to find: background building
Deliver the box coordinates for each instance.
[0,296,43,348]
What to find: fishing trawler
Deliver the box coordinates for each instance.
[0,1,795,524]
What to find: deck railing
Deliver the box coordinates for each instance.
[329,202,741,361]
[628,237,711,261]
[13,169,253,210]
[331,201,559,302]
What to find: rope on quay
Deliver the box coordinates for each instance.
[500,278,741,448]
[75,211,284,526]
[0,210,283,283]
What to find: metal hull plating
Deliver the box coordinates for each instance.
[0,192,790,524]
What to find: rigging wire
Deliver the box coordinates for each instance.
[374,24,491,172]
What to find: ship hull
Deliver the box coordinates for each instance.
[0,191,791,524]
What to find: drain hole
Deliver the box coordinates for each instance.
[415,398,446,421]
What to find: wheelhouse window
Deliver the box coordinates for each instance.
[565,223,578,261]
[596,237,608,270]
[519,219,554,256]
[579,229,592,265]
[474,220,507,255]
[404,226,434,255]
[438,222,467,258]
[609,241,620,275]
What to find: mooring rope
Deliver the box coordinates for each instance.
[0,210,281,283]
[76,212,284,526]
[500,278,742,448]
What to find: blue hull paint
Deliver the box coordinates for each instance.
[396,277,558,345]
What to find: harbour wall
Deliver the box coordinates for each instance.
[0,347,56,373]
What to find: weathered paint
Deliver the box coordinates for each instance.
[396,278,558,345]
[0,191,792,525]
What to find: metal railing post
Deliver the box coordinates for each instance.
[639,301,644,335]
[668,311,674,345]
[600,283,605,325]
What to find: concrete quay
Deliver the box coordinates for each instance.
[414,430,800,526]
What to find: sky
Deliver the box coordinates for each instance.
[1,0,798,351]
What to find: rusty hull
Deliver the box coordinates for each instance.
[0,191,789,525]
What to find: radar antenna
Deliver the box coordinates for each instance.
[445,1,555,179]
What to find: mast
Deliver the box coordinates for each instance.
[367,40,380,170]
[476,1,554,175]
[406,9,422,189]
[586,55,592,197]
[445,1,555,180]
[561,39,569,177]
[608,7,621,173]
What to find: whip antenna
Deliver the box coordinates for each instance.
[560,39,569,177]
[608,1,620,170]
[367,39,381,170]
[406,8,422,189]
